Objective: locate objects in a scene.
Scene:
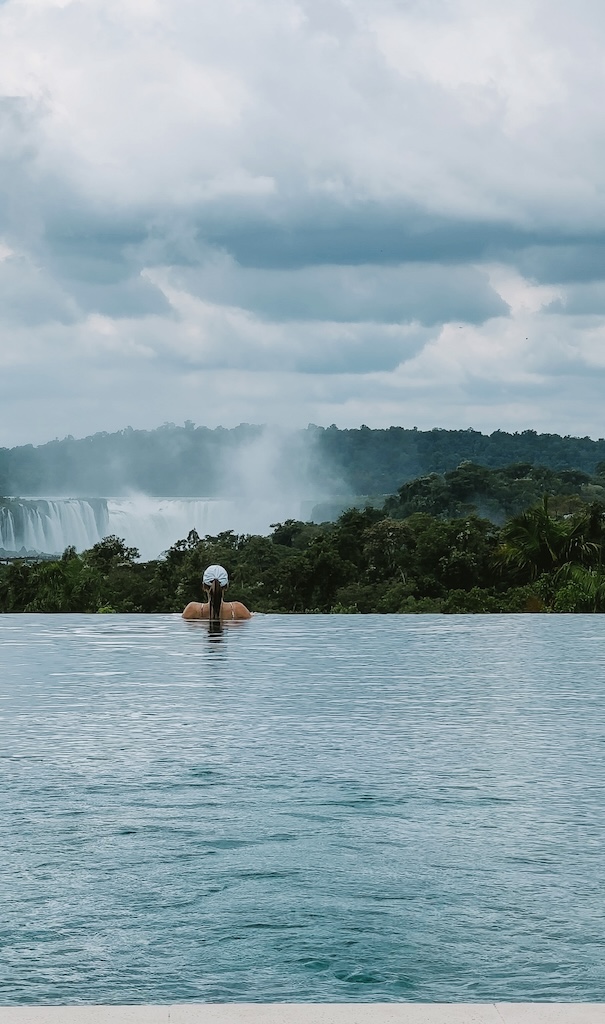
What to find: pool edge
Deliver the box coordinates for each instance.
[1,1004,604,1023]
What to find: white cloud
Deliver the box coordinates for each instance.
[485,265,562,315]
[0,0,605,445]
[373,2,564,133]
[0,0,602,218]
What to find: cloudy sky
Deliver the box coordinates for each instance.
[1,0,605,446]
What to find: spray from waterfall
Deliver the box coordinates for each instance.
[0,426,347,559]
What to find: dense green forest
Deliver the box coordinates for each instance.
[3,422,605,496]
[2,462,605,614]
[384,461,605,523]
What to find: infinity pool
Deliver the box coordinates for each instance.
[1,613,604,1004]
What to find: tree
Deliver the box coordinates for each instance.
[496,498,571,581]
[83,535,139,570]
[553,566,605,612]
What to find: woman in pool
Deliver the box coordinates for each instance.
[182,564,252,621]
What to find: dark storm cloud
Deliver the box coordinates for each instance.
[516,243,605,286]
[166,258,508,326]
[192,202,559,270]
[26,185,605,324]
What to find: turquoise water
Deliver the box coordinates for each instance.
[1,613,605,1005]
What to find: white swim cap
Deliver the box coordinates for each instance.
[203,564,229,587]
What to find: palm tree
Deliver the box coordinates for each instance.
[553,564,605,612]
[496,496,571,581]
[562,502,605,567]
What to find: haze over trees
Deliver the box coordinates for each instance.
[2,423,605,497]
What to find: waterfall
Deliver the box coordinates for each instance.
[0,505,16,552]
[0,496,306,560]
[0,499,108,557]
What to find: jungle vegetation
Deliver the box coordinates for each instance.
[2,462,605,614]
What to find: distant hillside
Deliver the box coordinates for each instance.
[2,423,605,497]
[384,461,605,524]
[315,425,605,493]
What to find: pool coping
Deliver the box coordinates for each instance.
[1,1006,605,1023]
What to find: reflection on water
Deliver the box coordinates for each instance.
[1,613,605,1004]
[207,619,224,641]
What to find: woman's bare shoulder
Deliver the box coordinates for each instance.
[182,602,207,619]
[230,601,252,620]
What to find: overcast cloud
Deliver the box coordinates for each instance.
[1,0,605,445]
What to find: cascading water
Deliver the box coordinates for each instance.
[0,496,308,561]
[0,500,108,557]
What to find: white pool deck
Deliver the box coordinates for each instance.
[2,1006,605,1024]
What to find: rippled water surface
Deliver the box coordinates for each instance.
[1,613,605,1004]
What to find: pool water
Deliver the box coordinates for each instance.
[1,613,605,1004]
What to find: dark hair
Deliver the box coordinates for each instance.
[208,578,223,621]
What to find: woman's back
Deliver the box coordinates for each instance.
[182,599,251,620]
[182,565,252,620]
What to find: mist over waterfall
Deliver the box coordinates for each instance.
[0,428,347,560]
[105,496,309,559]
